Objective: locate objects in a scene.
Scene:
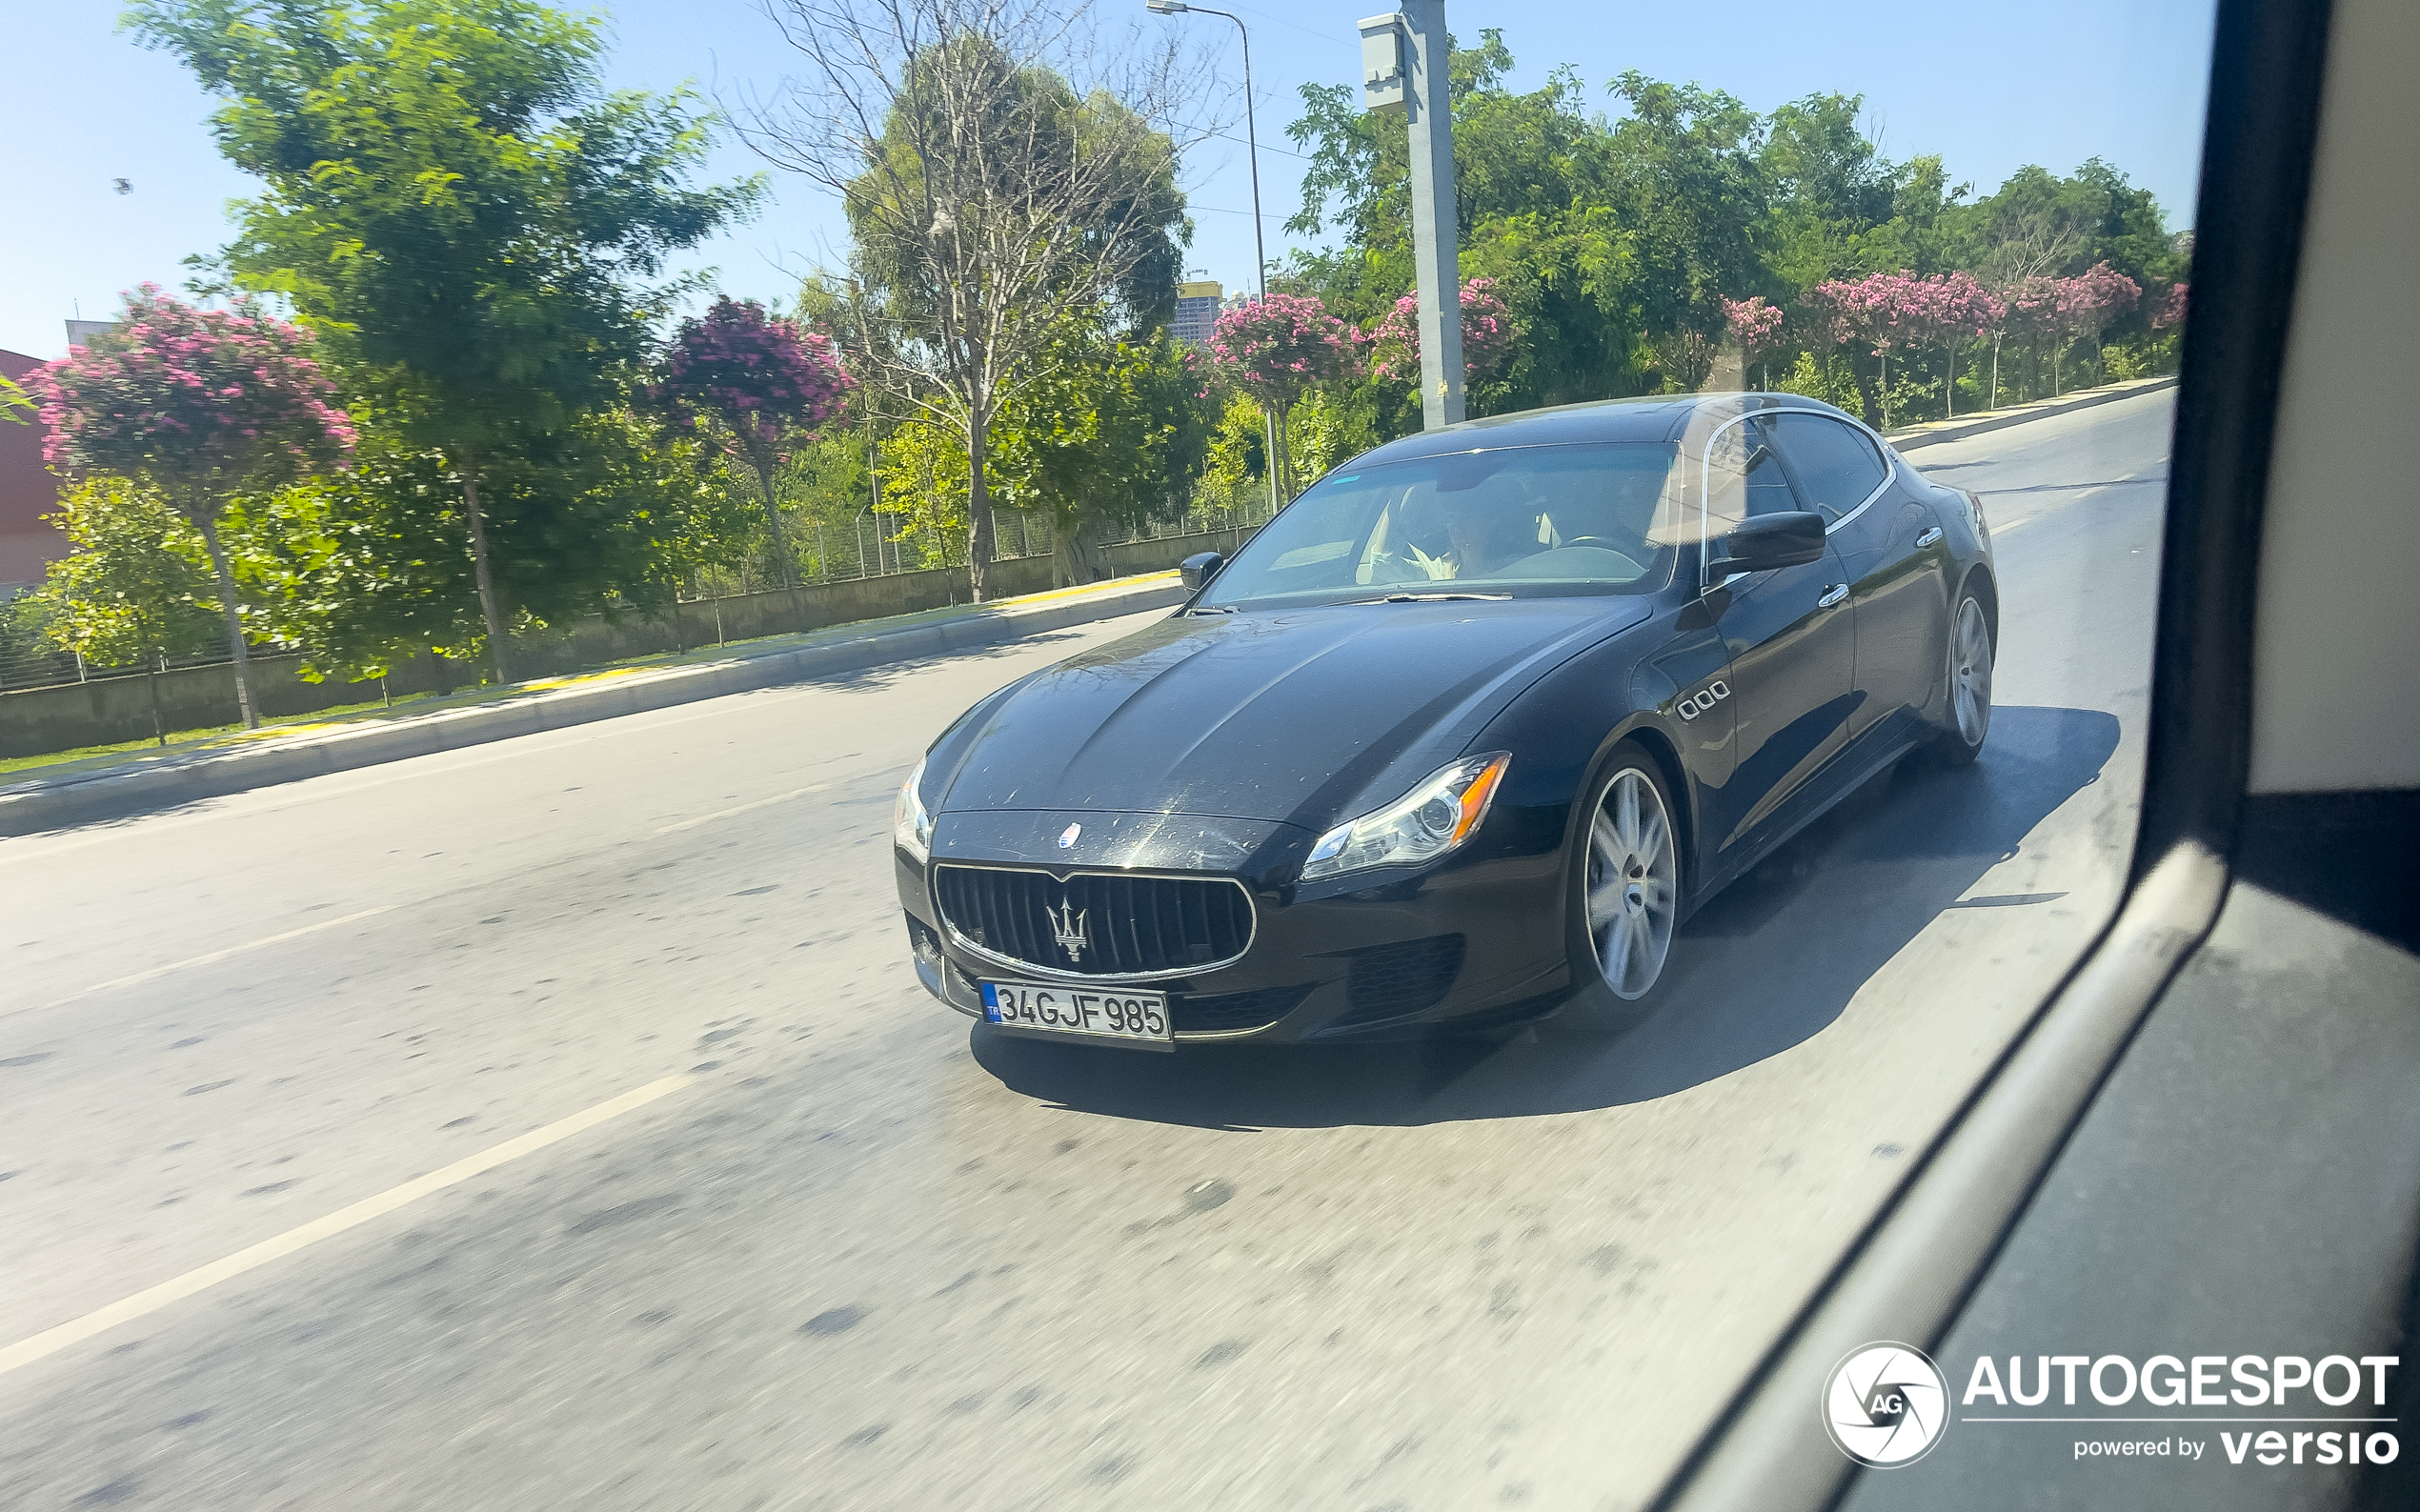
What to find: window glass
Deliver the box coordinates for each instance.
[1203,443,1680,609]
[1702,414,1801,534]
[17,3,2224,1508]
[1770,413,1887,523]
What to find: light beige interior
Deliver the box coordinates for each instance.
[2250,0,2420,792]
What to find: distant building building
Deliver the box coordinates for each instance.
[1172,280,1223,347]
[0,349,68,598]
[64,320,116,350]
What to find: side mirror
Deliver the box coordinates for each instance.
[1706,511,1825,578]
[1180,551,1224,594]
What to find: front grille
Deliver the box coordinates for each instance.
[934,865,1256,978]
[1329,935,1466,1027]
[1171,983,1315,1035]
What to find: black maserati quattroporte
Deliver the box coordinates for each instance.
[893,393,1996,1048]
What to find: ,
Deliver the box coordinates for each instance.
[892,391,1995,1045]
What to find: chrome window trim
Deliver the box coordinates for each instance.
[1696,404,1897,590]
[930,861,1260,983]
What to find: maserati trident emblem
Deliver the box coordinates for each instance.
[1058,822,1081,849]
[1047,898,1089,964]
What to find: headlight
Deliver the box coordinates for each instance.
[894,755,935,862]
[1301,753,1510,881]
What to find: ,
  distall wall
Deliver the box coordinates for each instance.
[0,531,1251,760]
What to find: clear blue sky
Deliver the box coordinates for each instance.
[2,0,2218,359]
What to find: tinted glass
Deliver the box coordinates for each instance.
[1201,442,1680,608]
[1695,413,1805,540]
[1770,413,1887,523]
